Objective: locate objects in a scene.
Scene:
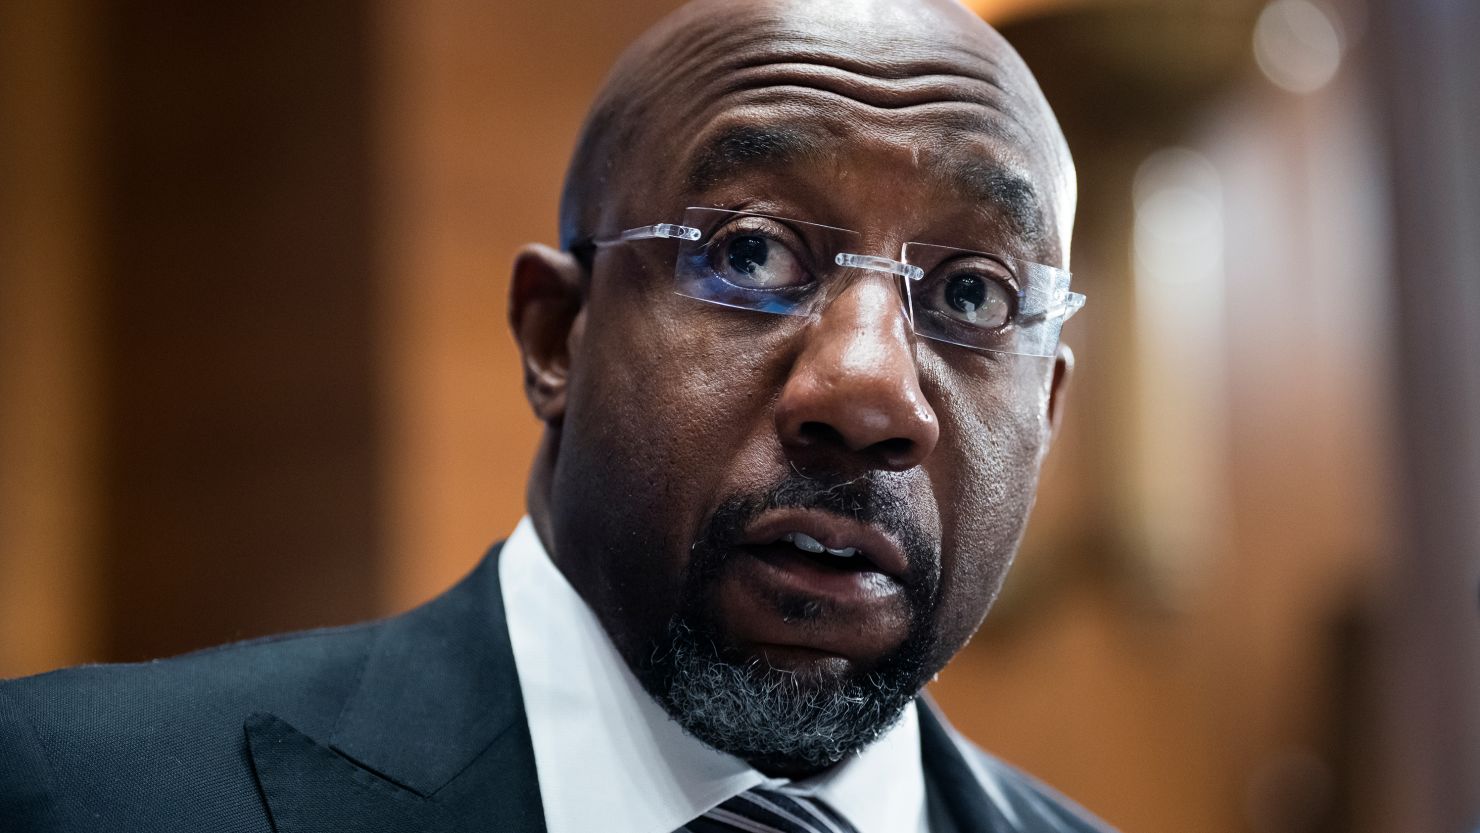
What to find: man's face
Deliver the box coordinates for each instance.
[529,0,1071,774]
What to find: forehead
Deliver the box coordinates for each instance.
[621,3,1067,260]
[681,115,1049,258]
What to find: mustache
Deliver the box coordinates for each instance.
[696,471,940,591]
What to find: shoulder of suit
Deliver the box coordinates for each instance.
[3,546,502,737]
[0,617,386,831]
[0,547,508,831]
[3,616,382,730]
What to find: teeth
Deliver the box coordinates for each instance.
[791,532,826,553]
[778,532,858,559]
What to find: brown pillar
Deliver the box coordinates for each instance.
[1370,0,1480,829]
[94,1,382,661]
[0,0,102,677]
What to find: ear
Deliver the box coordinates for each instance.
[1046,342,1074,441]
[509,243,586,425]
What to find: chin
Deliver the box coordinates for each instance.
[626,591,939,773]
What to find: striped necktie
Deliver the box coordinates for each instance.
[683,786,861,833]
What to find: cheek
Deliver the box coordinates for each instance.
[587,300,783,482]
[553,288,787,607]
[926,355,1053,649]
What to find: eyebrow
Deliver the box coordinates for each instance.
[933,156,1047,243]
[684,124,825,192]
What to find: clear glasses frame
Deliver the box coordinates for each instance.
[579,206,1085,359]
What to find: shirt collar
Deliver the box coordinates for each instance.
[499,516,926,833]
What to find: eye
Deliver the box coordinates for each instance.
[935,269,1013,328]
[710,232,809,290]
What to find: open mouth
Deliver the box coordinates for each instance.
[711,507,916,661]
[738,507,910,582]
[704,503,923,665]
[751,531,878,573]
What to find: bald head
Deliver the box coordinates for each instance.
[560,0,1075,262]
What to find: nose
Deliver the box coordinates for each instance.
[774,277,940,472]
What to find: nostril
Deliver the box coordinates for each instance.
[796,421,847,449]
[873,437,914,462]
[793,420,915,463]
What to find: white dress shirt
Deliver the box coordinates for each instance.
[499,516,930,833]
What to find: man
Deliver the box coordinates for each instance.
[0,0,1106,830]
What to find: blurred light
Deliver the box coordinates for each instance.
[1129,148,1229,603]
[1134,148,1223,288]
[959,0,1082,25]
[1253,0,1344,94]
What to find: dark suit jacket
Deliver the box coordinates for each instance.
[0,545,1112,832]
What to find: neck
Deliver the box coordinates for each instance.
[750,757,835,780]
[524,429,560,569]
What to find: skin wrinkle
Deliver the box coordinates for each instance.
[709,2,1019,84]
[720,64,1017,113]
[728,48,1015,89]
[682,49,1040,191]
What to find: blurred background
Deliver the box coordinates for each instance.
[2,0,1477,831]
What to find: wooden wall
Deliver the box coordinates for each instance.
[1,0,102,674]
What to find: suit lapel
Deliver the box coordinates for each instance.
[246,711,455,832]
[919,698,1114,832]
[919,696,1012,833]
[245,547,546,833]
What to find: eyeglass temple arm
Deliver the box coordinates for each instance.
[589,223,702,247]
[1019,290,1087,324]
[1058,291,1087,320]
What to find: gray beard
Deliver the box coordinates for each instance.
[626,472,943,772]
[640,615,932,772]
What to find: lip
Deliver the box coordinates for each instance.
[740,507,910,580]
[709,507,918,662]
